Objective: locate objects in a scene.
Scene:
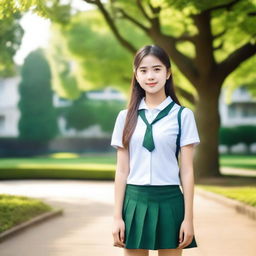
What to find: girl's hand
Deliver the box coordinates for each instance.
[112,218,126,248]
[177,219,194,249]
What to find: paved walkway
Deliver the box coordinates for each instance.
[0,180,255,256]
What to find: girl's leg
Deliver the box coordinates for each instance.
[158,249,182,256]
[124,248,149,256]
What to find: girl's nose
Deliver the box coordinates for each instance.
[147,71,155,79]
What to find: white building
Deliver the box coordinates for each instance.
[0,77,21,137]
[219,86,256,126]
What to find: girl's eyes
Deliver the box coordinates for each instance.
[140,68,161,73]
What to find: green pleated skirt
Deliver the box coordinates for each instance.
[122,184,198,250]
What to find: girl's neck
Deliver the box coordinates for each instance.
[144,92,167,109]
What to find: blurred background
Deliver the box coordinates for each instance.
[0,0,255,179]
[0,1,256,254]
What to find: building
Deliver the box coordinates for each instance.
[219,86,256,127]
[0,77,21,137]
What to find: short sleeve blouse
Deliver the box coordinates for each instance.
[110,96,200,185]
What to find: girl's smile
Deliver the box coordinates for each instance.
[146,82,157,86]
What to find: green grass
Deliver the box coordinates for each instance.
[0,153,255,179]
[0,153,255,169]
[0,194,53,233]
[196,185,256,207]
[220,154,256,170]
[0,153,117,180]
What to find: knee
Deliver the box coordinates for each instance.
[124,248,149,256]
[158,248,182,256]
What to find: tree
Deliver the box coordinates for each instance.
[61,93,125,133]
[18,49,58,143]
[0,0,71,76]
[47,10,151,99]
[236,125,256,154]
[80,0,256,179]
[219,127,238,153]
[0,13,24,76]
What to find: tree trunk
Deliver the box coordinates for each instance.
[193,83,222,180]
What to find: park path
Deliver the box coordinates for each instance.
[0,180,255,256]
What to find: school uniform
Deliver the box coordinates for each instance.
[110,95,200,250]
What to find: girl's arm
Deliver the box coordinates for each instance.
[113,146,130,219]
[112,146,130,247]
[177,143,196,249]
[179,144,196,221]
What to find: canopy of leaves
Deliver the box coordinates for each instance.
[47,9,152,99]
[0,13,23,76]
[0,0,71,24]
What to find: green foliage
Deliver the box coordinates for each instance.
[219,127,238,146]
[47,9,152,98]
[0,194,52,233]
[61,94,126,132]
[197,185,256,207]
[18,49,59,142]
[46,24,81,99]
[0,0,71,24]
[219,125,256,147]
[98,100,126,133]
[0,13,24,76]
[63,96,97,131]
[236,125,256,146]
[0,0,72,78]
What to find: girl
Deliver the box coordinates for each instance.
[111,45,200,256]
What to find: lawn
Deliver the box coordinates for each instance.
[0,153,116,180]
[220,154,256,170]
[0,153,255,208]
[196,185,256,207]
[0,194,54,233]
[0,153,255,180]
[0,153,255,234]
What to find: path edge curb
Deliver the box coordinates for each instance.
[195,187,256,221]
[0,207,63,243]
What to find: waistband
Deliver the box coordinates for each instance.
[125,184,183,200]
[126,184,180,189]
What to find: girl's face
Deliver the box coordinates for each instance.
[135,54,170,95]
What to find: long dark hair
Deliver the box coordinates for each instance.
[122,44,181,149]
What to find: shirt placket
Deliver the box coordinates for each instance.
[146,109,158,185]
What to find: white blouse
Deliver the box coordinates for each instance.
[110,96,200,185]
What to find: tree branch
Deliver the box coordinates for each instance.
[213,41,224,51]
[82,0,136,53]
[213,29,226,39]
[116,8,149,32]
[82,0,199,87]
[248,12,256,16]
[206,0,242,13]
[154,34,199,85]
[176,32,196,43]
[148,2,161,15]
[175,86,196,104]
[136,0,151,21]
[218,42,256,79]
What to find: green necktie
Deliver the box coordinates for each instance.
[138,101,175,152]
